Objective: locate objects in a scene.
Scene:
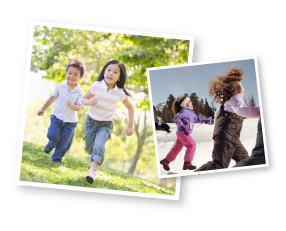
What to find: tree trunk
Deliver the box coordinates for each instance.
[128,111,147,174]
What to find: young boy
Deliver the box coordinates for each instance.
[37,60,85,164]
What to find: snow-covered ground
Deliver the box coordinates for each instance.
[156,118,261,178]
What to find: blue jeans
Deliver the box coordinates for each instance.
[83,115,113,165]
[47,115,77,162]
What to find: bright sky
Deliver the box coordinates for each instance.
[149,59,260,109]
[28,71,55,102]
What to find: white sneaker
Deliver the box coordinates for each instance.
[86,168,97,184]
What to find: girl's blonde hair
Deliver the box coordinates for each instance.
[172,96,188,115]
[207,66,244,104]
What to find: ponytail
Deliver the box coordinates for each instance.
[172,96,188,115]
[123,88,132,97]
[172,100,180,115]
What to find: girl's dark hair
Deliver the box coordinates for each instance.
[207,66,244,104]
[66,60,85,76]
[97,60,131,96]
[172,96,187,115]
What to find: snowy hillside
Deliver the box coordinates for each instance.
[155,118,263,178]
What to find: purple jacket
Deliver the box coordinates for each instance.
[174,107,207,135]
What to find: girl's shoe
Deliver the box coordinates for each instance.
[86,168,97,184]
[160,158,170,171]
[183,161,197,170]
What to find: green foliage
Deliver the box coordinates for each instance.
[20,142,176,195]
[31,26,189,96]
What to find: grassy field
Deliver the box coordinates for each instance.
[19,142,176,196]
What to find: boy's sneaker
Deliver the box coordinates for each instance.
[183,161,197,170]
[160,158,170,171]
[44,144,53,154]
[86,168,97,184]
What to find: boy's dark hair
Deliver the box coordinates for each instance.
[97,60,131,96]
[66,60,85,76]
[207,66,244,104]
[172,96,188,115]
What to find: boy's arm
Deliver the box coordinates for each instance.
[37,95,57,116]
[67,100,82,111]
[122,97,134,136]
[67,91,83,111]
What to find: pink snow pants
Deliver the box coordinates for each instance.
[166,132,196,162]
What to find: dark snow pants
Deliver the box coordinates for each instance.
[233,118,266,167]
[195,105,249,172]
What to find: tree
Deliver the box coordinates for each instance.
[153,106,158,123]
[248,95,252,107]
[128,111,147,174]
[249,94,257,107]
[198,98,204,116]
[244,96,249,106]
[210,102,217,116]
[203,98,213,118]
[190,92,200,115]
[166,94,175,122]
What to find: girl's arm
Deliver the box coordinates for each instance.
[37,95,57,116]
[173,112,184,127]
[194,115,207,124]
[122,97,134,136]
[231,94,260,118]
[81,90,98,106]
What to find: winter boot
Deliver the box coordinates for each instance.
[160,158,170,171]
[183,161,197,170]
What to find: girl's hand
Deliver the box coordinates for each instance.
[205,117,214,125]
[37,109,45,116]
[67,99,74,109]
[181,124,190,136]
[90,97,98,106]
[126,127,134,136]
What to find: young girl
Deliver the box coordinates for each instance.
[195,66,260,172]
[160,96,214,171]
[81,60,134,184]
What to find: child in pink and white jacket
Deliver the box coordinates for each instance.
[195,66,260,172]
[160,96,214,171]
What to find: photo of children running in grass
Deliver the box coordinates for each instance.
[17,22,193,199]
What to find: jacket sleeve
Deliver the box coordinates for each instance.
[231,94,260,118]
[194,114,207,124]
[173,112,184,128]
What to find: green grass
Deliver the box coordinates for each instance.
[20,142,176,196]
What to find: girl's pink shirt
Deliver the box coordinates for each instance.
[214,93,260,123]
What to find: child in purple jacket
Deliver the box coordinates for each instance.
[160,96,214,171]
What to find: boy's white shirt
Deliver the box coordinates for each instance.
[52,80,83,123]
